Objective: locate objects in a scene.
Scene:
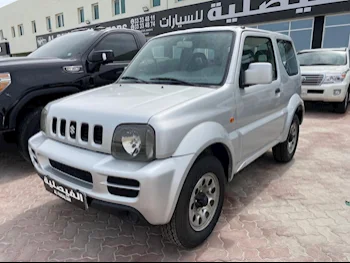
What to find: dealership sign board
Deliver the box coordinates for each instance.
[36,0,349,48]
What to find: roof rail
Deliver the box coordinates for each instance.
[71,28,89,32]
[70,25,106,33]
[94,25,106,30]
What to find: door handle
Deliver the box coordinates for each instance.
[275,88,281,94]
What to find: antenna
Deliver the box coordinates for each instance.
[71,28,89,32]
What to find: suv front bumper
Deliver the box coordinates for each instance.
[301,82,348,102]
[29,132,194,225]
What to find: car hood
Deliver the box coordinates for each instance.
[300,65,349,74]
[48,83,214,124]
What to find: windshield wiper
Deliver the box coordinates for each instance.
[120,76,149,84]
[150,77,195,86]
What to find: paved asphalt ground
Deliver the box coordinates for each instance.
[0,103,350,262]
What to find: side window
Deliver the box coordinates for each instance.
[277,40,299,76]
[94,33,139,61]
[240,36,277,86]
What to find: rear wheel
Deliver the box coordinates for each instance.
[161,155,225,249]
[334,89,349,114]
[17,107,42,162]
[273,115,300,163]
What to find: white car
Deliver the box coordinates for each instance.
[29,26,304,248]
[298,48,350,113]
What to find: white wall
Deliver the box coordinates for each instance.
[0,0,212,55]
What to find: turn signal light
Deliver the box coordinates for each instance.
[0,73,11,93]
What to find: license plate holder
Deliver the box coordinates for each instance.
[43,176,88,210]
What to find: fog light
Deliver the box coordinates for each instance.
[334,89,341,96]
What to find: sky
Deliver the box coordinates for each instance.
[0,0,17,8]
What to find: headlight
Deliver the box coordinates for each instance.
[0,73,11,93]
[323,72,346,84]
[40,108,48,134]
[111,124,155,162]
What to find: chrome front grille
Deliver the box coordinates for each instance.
[51,117,103,146]
[302,74,324,86]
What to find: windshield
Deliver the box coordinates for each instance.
[29,30,99,59]
[119,31,235,86]
[298,51,347,66]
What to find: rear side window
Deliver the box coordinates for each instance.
[94,33,139,61]
[277,40,299,76]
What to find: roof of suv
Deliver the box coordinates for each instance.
[151,25,292,40]
[70,26,144,38]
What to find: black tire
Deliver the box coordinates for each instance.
[334,89,349,114]
[17,107,43,162]
[161,155,225,249]
[273,114,300,163]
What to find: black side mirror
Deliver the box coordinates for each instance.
[88,50,114,64]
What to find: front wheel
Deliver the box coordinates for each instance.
[334,89,349,114]
[161,155,225,249]
[273,114,300,163]
[17,107,42,162]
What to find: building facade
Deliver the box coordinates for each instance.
[0,0,349,56]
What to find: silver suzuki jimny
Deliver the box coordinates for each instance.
[29,26,304,249]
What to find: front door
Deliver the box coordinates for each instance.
[235,33,283,162]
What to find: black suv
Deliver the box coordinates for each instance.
[0,27,147,161]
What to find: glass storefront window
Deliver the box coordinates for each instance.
[258,21,290,32]
[280,31,289,35]
[325,13,350,26]
[291,19,313,30]
[255,18,313,51]
[323,26,350,48]
[290,30,313,51]
[323,13,350,48]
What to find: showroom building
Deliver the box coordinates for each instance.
[0,0,349,56]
